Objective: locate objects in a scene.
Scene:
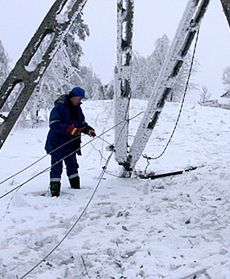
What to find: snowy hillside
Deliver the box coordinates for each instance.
[1,100,230,278]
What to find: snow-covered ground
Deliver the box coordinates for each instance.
[1,100,230,279]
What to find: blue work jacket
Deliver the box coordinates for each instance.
[45,95,92,156]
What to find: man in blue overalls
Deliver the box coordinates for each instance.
[45,87,96,197]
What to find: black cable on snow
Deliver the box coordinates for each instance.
[142,28,200,164]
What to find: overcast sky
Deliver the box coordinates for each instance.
[0,0,229,99]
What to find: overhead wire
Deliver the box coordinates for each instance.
[15,67,139,277]
[5,11,200,279]
[0,100,121,186]
[142,28,200,171]
[18,149,114,279]
[18,109,137,278]
[0,111,143,201]
[89,139,108,162]
[0,101,115,224]
[0,136,80,185]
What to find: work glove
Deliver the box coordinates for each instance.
[67,125,81,136]
[88,129,96,138]
[80,126,96,137]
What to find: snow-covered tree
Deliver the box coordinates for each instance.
[0,40,11,112]
[19,13,90,126]
[222,66,230,90]
[130,34,198,101]
[0,40,9,87]
[168,53,198,102]
[146,35,170,98]
[79,65,104,99]
[19,42,80,127]
[64,13,89,69]
[199,86,211,104]
[150,35,198,102]
[104,82,114,99]
[92,79,105,100]
[130,35,169,99]
[131,52,149,99]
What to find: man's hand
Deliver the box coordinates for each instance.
[67,125,81,136]
[80,127,96,137]
[88,129,96,138]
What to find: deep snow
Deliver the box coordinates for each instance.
[1,100,230,278]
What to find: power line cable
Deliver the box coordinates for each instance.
[0,111,143,200]
[89,140,107,162]
[142,28,200,167]
[0,101,137,186]
[18,150,114,279]
[18,112,135,278]
[0,135,81,185]
[1,99,117,186]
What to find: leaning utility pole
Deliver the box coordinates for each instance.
[123,0,211,173]
[220,0,230,27]
[114,0,134,170]
[0,0,229,176]
[0,0,88,150]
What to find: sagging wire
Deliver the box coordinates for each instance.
[0,111,144,201]
[104,170,121,178]
[0,135,81,185]
[14,19,204,278]
[1,48,133,187]
[142,28,200,173]
[81,255,91,279]
[89,139,107,163]
[18,150,114,279]
[18,113,136,278]
[90,135,116,164]
[0,101,135,187]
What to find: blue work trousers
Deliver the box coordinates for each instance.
[50,152,79,182]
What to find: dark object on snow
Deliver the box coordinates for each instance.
[69,176,80,189]
[138,166,199,180]
[50,181,61,197]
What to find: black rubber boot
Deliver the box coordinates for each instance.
[69,176,80,189]
[50,181,61,197]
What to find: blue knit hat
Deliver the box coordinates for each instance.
[69,87,86,98]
